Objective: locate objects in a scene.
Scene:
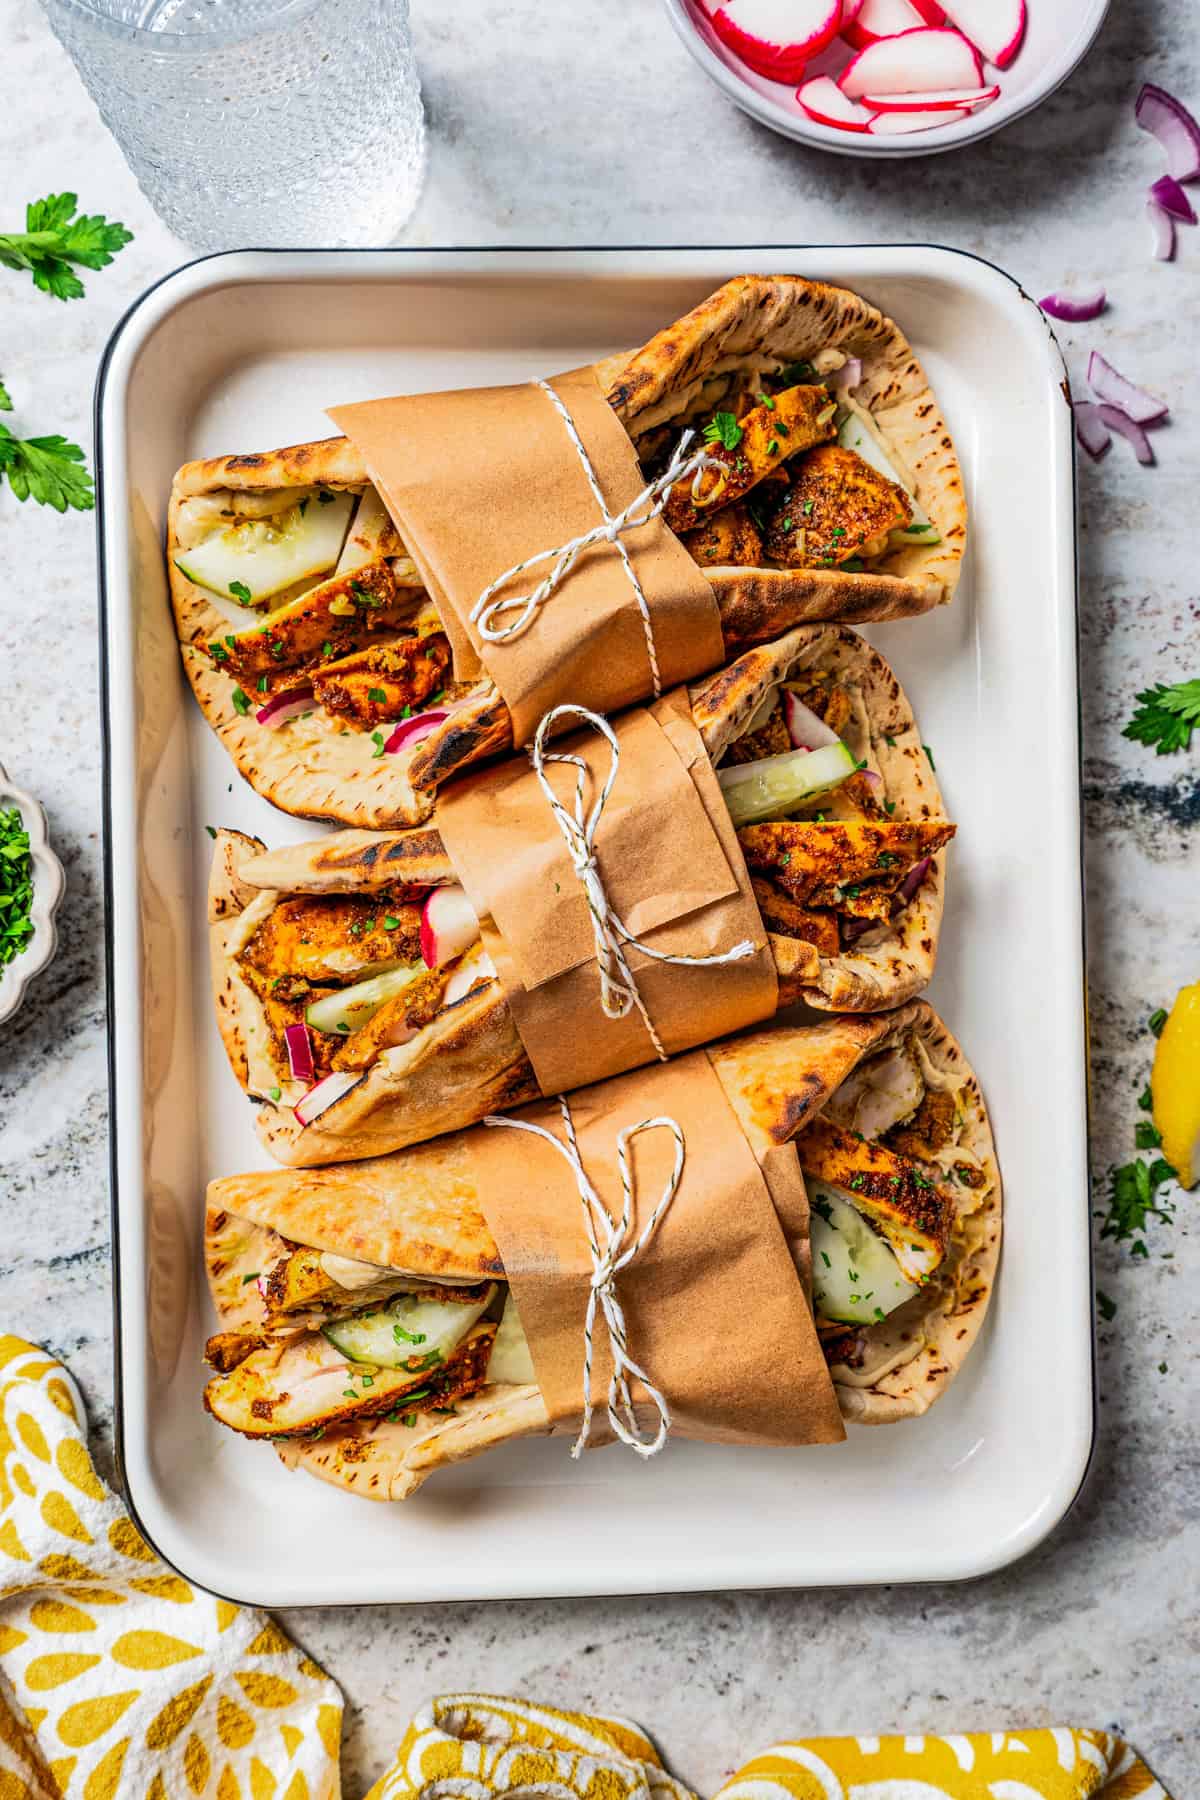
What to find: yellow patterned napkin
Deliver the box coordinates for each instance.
[364,1694,1171,1800]
[0,1335,342,1800]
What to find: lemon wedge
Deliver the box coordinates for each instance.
[1151,981,1200,1189]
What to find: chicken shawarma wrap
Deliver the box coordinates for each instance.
[168,275,964,827]
[208,625,955,1167]
[201,1002,1000,1501]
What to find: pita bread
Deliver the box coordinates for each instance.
[168,275,964,826]
[204,1000,999,1498]
[213,626,951,1166]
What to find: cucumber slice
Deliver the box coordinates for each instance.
[718,741,857,826]
[487,1292,536,1385]
[837,411,939,543]
[810,1183,919,1327]
[174,490,354,604]
[306,963,424,1037]
[322,1286,495,1369]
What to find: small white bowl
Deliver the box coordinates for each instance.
[662,0,1111,156]
[0,766,66,1027]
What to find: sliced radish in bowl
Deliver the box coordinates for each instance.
[420,885,481,970]
[937,0,1025,68]
[841,0,943,51]
[797,75,872,130]
[865,83,998,110]
[868,107,972,132]
[702,0,843,80]
[840,27,983,96]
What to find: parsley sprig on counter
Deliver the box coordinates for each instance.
[1122,679,1200,755]
[0,193,132,301]
[0,809,35,969]
[0,378,93,512]
[1099,1008,1179,1269]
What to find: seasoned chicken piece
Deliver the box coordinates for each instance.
[823,1043,925,1140]
[750,876,840,955]
[204,1323,496,1438]
[262,1243,485,1321]
[738,820,955,909]
[664,386,836,534]
[682,501,763,568]
[762,445,912,568]
[885,1087,958,1160]
[330,965,451,1070]
[206,559,419,686]
[205,1331,275,1374]
[726,697,792,766]
[311,631,452,727]
[240,895,423,984]
[794,1118,955,1281]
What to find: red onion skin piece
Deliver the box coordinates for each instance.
[1136,82,1200,183]
[1096,405,1156,467]
[1147,200,1177,263]
[840,854,933,948]
[256,686,315,729]
[284,1022,315,1084]
[1150,174,1198,223]
[1086,351,1169,426]
[1073,401,1111,462]
[1038,288,1107,324]
[384,707,451,756]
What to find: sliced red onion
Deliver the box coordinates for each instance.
[1097,404,1156,467]
[284,1022,315,1084]
[859,767,883,789]
[256,685,314,729]
[1038,287,1107,324]
[384,707,450,756]
[294,1069,362,1127]
[896,855,934,908]
[1136,82,1200,182]
[1147,200,1177,263]
[783,690,841,751]
[1149,174,1198,223]
[827,356,864,390]
[1073,401,1111,462]
[1086,352,1169,426]
[841,916,876,947]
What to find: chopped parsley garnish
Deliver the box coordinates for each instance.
[1096,1289,1117,1323]
[923,744,936,770]
[392,1322,427,1346]
[1148,1007,1168,1036]
[367,687,388,704]
[228,580,252,604]
[241,1271,260,1286]
[204,825,218,840]
[1138,1085,1153,1111]
[406,1349,444,1373]
[231,687,250,716]
[209,642,228,662]
[322,640,334,657]
[884,800,897,816]
[703,411,743,452]
[884,734,896,747]
[401,1413,417,1429]
[803,499,815,516]
[1135,1119,1162,1150]
[1100,1157,1176,1251]
[767,437,780,456]
[351,580,382,609]
[256,674,269,693]
[371,730,386,759]
[776,422,790,438]
[877,852,898,867]
[841,557,864,572]
[383,914,401,931]
[1122,678,1200,755]
[757,392,776,410]
[778,361,816,385]
[360,1373,374,1388]
[268,1087,281,1102]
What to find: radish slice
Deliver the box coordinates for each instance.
[294,1070,362,1127]
[256,686,314,729]
[865,83,998,111]
[1073,402,1111,462]
[1147,201,1176,263]
[441,946,497,1009]
[1149,175,1198,224]
[842,0,867,17]
[1136,82,1200,183]
[284,1022,315,1084]
[1096,405,1156,467]
[937,0,1025,67]
[1039,288,1107,324]
[420,885,480,969]
[784,689,842,750]
[797,76,872,131]
[701,0,843,80]
[841,0,937,50]
[840,28,982,98]
[384,707,450,755]
[868,107,971,134]
[1086,353,1168,426]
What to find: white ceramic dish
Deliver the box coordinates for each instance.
[0,764,65,1027]
[98,246,1091,1607]
[662,0,1111,156]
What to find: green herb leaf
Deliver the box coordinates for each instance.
[778,361,816,386]
[923,744,936,770]
[367,687,388,704]
[1137,1084,1153,1110]
[269,1087,281,1102]
[371,730,386,759]
[0,377,10,412]
[0,417,93,512]
[228,579,252,604]
[703,411,744,452]
[231,687,250,716]
[241,1272,260,1286]
[1135,1119,1162,1150]
[1096,1289,1117,1323]
[0,193,132,301]
[1100,1157,1177,1247]
[0,809,34,970]
[205,825,218,840]
[1122,679,1200,755]
[1148,1007,1168,1036]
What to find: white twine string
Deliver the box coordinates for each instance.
[484,1097,685,1458]
[530,703,757,1062]
[469,379,724,695]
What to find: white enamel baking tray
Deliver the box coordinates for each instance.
[98,247,1092,1607]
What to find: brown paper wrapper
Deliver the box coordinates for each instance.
[437,688,778,1097]
[471,1049,845,1448]
[328,366,725,743]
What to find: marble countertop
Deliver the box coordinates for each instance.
[2,0,1197,1793]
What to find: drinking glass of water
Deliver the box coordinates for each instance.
[39,0,426,250]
